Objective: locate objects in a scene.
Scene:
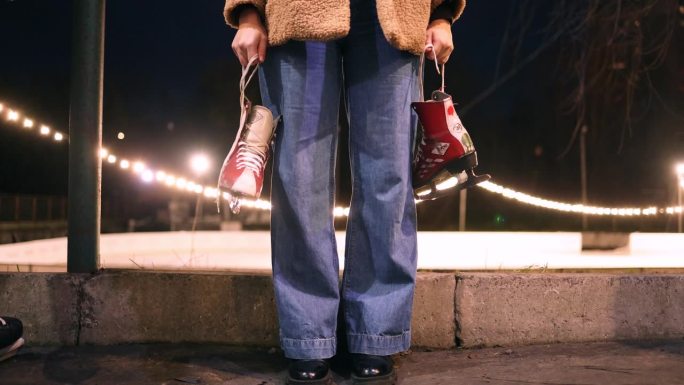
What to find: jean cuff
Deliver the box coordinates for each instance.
[347,331,411,355]
[281,336,337,359]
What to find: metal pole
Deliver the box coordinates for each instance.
[678,184,682,234]
[579,125,588,231]
[67,0,106,273]
[459,189,467,231]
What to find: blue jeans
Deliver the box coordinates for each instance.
[258,0,419,359]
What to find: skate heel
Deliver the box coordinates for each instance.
[446,151,491,189]
[414,152,490,200]
[445,151,478,175]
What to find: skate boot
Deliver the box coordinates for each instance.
[411,61,489,200]
[0,316,24,362]
[218,56,277,213]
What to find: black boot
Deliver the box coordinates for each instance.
[0,316,24,362]
[287,359,334,385]
[350,354,397,384]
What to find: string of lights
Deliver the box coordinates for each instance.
[0,102,66,142]
[2,100,683,218]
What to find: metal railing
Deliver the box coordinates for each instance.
[0,195,68,244]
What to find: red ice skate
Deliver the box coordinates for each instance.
[411,61,490,200]
[218,57,277,213]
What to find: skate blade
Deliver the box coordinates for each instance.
[414,170,491,201]
[217,187,260,215]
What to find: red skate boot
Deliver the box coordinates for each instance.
[411,62,490,200]
[218,57,277,213]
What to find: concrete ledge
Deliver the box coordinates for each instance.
[456,273,684,347]
[0,272,456,348]
[0,273,83,345]
[411,273,456,349]
[2,272,683,349]
[79,272,279,345]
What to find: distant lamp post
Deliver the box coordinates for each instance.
[676,163,684,233]
[190,154,211,176]
[189,153,212,233]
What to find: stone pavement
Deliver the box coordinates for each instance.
[0,340,683,384]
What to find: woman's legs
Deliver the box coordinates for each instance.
[340,0,420,356]
[258,0,419,360]
[259,41,343,360]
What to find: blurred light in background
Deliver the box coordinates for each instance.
[133,162,146,174]
[190,153,210,176]
[7,110,19,121]
[141,169,154,183]
[676,162,684,177]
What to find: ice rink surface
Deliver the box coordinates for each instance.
[0,231,683,272]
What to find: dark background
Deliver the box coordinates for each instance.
[1,0,682,231]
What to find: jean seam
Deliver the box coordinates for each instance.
[281,337,337,342]
[347,331,410,336]
[342,118,357,336]
[329,81,341,276]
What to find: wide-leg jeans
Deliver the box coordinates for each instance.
[257,0,420,359]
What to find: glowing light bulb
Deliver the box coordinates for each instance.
[120,159,130,169]
[7,110,19,121]
[133,162,145,173]
[54,132,64,141]
[22,118,34,128]
[40,125,51,135]
[190,153,211,176]
[141,170,154,183]
[677,163,684,176]
[107,154,117,163]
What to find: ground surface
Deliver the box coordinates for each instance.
[0,340,683,384]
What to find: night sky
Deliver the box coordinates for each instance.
[1,0,682,231]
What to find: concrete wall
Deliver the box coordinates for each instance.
[456,273,684,347]
[1,271,683,349]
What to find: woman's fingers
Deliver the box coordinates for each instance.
[425,20,454,64]
[232,8,268,67]
[258,34,268,63]
[436,42,453,64]
[425,34,436,61]
[232,28,265,67]
[232,43,247,67]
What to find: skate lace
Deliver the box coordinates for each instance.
[0,317,5,326]
[236,141,267,175]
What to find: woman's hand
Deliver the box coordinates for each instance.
[232,8,268,67]
[425,19,454,64]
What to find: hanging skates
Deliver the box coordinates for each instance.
[411,57,490,200]
[218,56,277,214]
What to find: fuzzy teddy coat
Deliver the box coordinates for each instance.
[224,0,465,56]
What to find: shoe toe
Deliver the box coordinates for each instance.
[288,359,330,381]
[351,354,394,378]
[0,317,23,348]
